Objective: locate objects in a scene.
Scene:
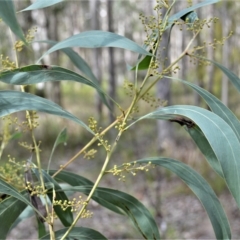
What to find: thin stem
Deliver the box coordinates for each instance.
[136,28,201,103]
[52,118,120,178]
[61,88,138,240]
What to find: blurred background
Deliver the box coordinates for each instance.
[1,0,240,239]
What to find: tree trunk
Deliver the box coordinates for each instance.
[44,6,62,106]
[157,8,173,152]
[221,2,229,106]
[107,0,116,123]
[90,0,103,118]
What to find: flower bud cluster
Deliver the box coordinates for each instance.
[107,161,153,182]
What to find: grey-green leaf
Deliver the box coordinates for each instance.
[135,158,231,239]
[47,128,67,172]
[20,0,64,11]
[194,56,240,94]
[34,41,111,109]
[33,169,74,227]
[37,31,152,62]
[167,0,220,29]
[0,195,27,239]
[0,64,110,110]
[50,170,124,215]
[0,0,26,43]
[0,178,32,206]
[40,227,108,240]
[0,91,93,134]
[62,186,160,239]
[133,105,240,209]
[169,77,240,142]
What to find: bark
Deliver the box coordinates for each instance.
[221,2,229,106]
[107,0,116,123]
[90,0,103,117]
[157,8,173,152]
[44,6,62,106]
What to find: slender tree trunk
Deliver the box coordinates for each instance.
[107,0,116,123]
[90,0,103,118]
[157,8,173,152]
[221,2,229,106]
[206,5,215,94]
[44,7,62,106]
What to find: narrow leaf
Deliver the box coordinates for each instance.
[135,158,231,239]
[132,105,240,209]
[167,77,240,142]
[61,185,161,239]
[37,218,47,239]
[167,0,220,29]
[0,178,32,206]
[187,126,224,178]
[34,40,97,82]
[0,0,26,43]
[47,128,67,172]
[50,170,124,215]
[33,169,74,227]
[40,227,108,240]
[0,195,27,239]
[21,0,64,11]
[0,91,93,134]
[0,64,111,110]
[34,41,111,109]
[194,56,240,94]
[37,31,152,62]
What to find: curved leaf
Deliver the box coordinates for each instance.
[61,185,160,240]
[187,125,224,178]
[0,195,27,239]
[21,0,64,11]
[0,65,96,88]
[167,0,220,28]
[37,31,152,62]
[34,40,97,82]
[0,64,110,110]
[0,178,32,206]
[0,0,26,43]
[132,105,240,209]
[168,77,240,142]
[33,41,111,109]
[40,227,108,240]
[33,169,74,227]
[47,128,67,173]
[50,170,124,215]
[135,158,231,239]
[0,91,93,134]
[194,56,240,94]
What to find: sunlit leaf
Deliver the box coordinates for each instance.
[37,31,152,62]
[0,0,26,43]
[40,227,108,240]
[131,105,240,209]
[0,91,93,134]
[135,158,231,239]
[20,0,64,11]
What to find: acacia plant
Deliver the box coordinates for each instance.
[0,0,239,239]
